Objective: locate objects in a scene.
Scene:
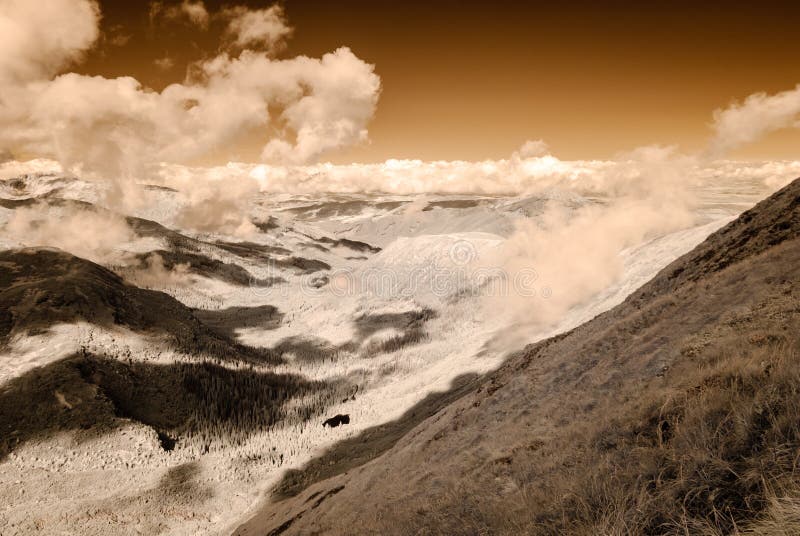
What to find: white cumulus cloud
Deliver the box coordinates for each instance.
[221,4,292,52]
[0,0,99,85]
[710,84,800,155]
[0,0,381,200]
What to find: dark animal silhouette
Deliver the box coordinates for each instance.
[322,414,350,428]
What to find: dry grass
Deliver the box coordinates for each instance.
[236,180,800,535]
[554,342,800,535]
[388,342,800,536]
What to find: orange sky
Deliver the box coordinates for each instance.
[85,0,800,164]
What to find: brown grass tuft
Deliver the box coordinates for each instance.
[387,342,800,536]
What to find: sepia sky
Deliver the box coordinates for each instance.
[0,0,786,167]
[73,1,800,164]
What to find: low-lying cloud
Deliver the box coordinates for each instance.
[5,203,134,264]
[490,146,696,330]
[155,150,798,196]
[167,166,260,235]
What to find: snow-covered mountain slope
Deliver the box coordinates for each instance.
[0,172,773,535]
[236,176,800,536]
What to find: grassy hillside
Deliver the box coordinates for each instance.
[236,177,800,535]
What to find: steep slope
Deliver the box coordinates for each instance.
[0,247,358,536]
[0,247,276,363]
[236,177,800,535]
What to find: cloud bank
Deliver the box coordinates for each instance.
[152,151,798,196]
